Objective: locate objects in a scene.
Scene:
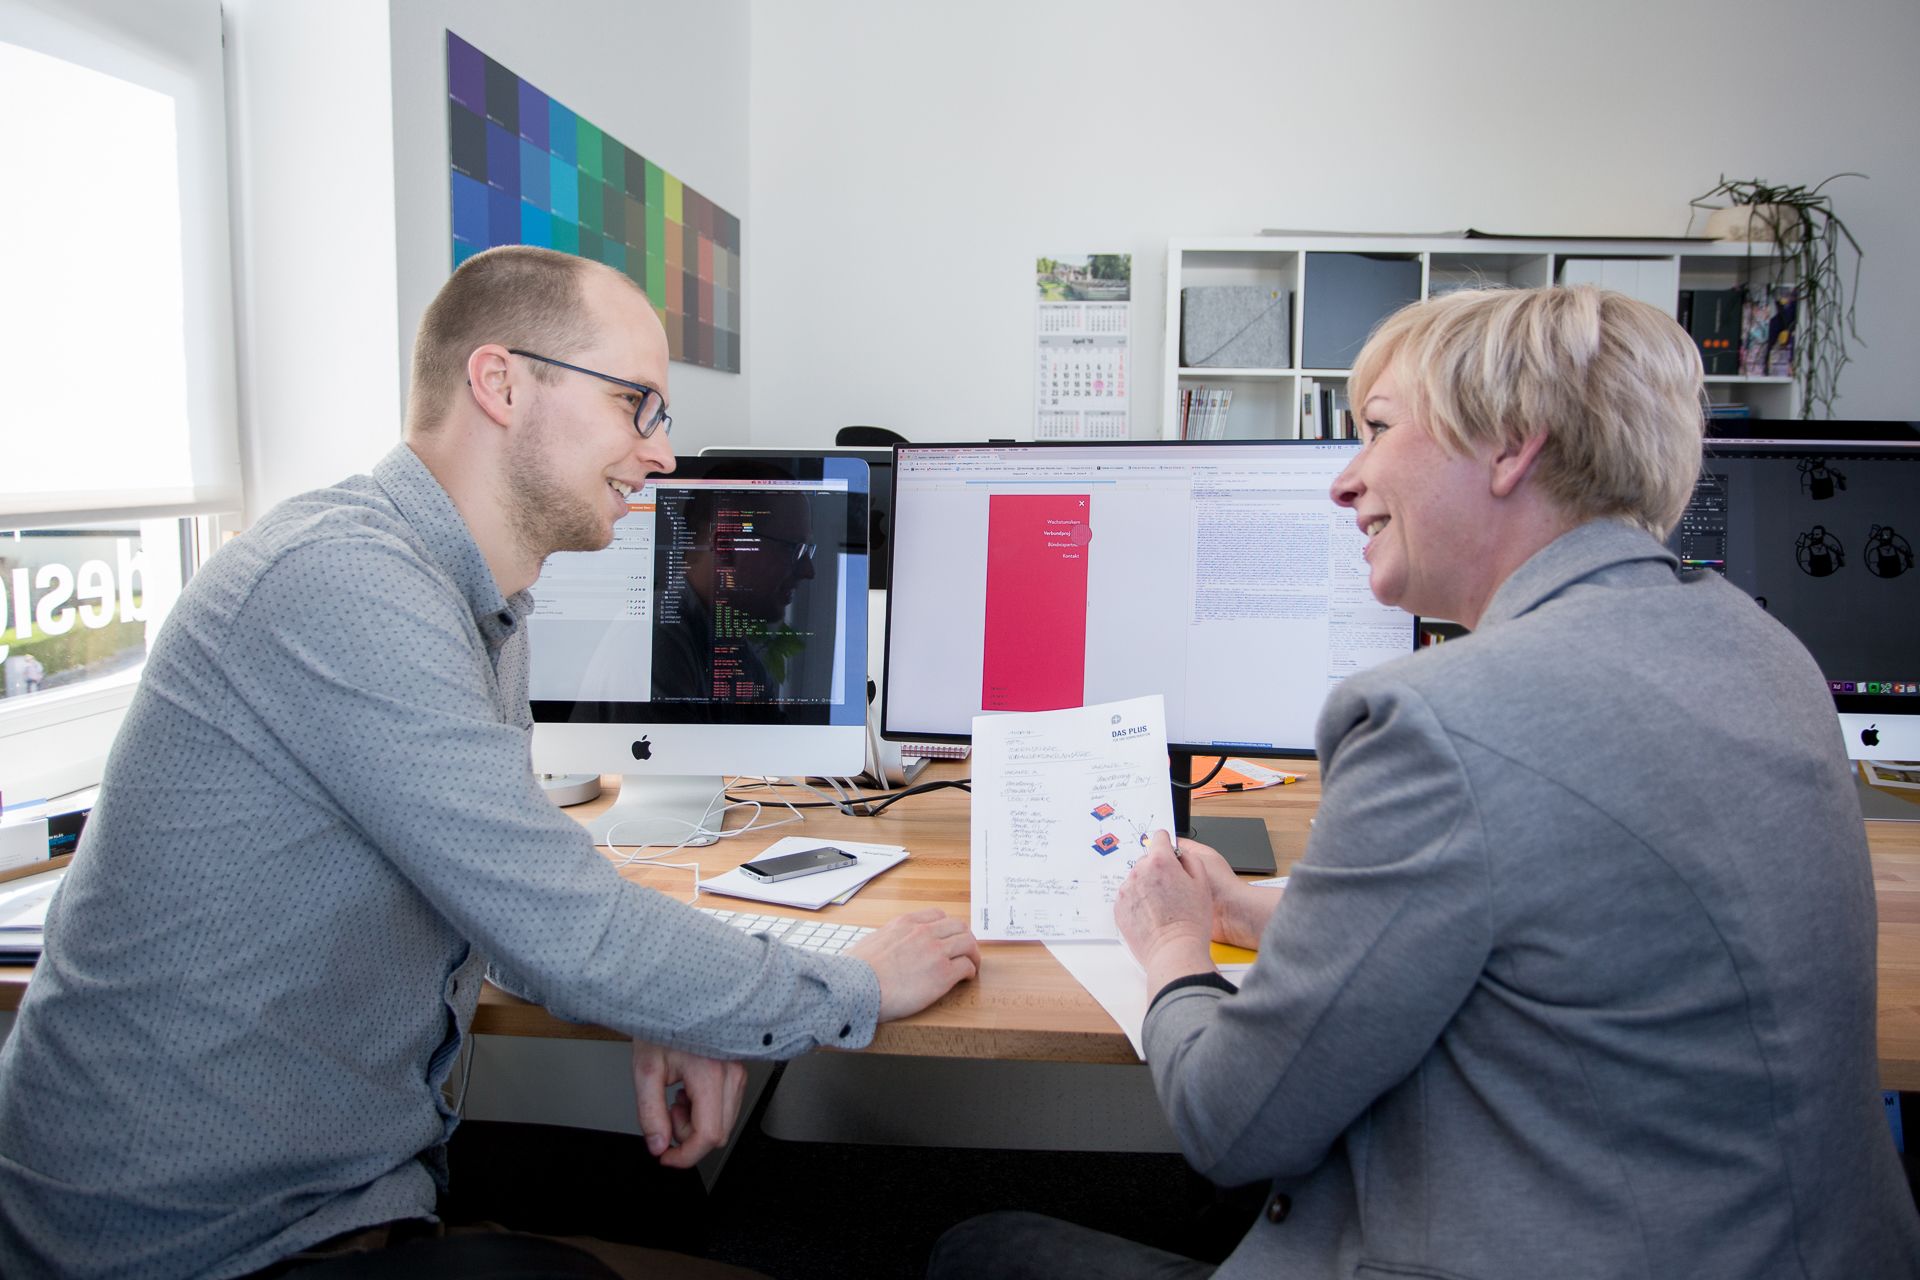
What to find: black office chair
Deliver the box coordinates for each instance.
[835,425,906,447]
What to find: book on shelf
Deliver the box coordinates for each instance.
[1180,386,1232,439]
[1680,287,1742,376]
[1300,379,1353,440]
[1740,283,1798,378]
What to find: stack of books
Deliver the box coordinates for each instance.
[1179,387,1234,439]
[1300,378,1355,439]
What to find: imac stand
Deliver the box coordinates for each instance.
[1170,749,1277,876]
[572,774,727,847]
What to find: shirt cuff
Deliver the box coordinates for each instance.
[1147,971,1238,1014]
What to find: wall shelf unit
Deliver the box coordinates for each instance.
[1163,235,1796,439]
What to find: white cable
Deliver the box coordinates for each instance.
[598,779,811,898]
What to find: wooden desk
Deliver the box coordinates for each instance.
[8,770,1920,1085]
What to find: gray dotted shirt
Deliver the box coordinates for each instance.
[0,445,880,1279]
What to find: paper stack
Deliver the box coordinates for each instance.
[699,837,909,911]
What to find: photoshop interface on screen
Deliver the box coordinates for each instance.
[1670,449,1916,698]
[1674,473,1729,569]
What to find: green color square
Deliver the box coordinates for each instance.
[601,136,623,192]
[578,172,602,235]
[646,252,665,308]
[552,218,579,256]
[576,118,603,181]
[644,161,663,211]
[624,196,646,254]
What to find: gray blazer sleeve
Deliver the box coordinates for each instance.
[1143,678,1493,1185]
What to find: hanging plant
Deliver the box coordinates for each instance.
[1689,173,1866,419]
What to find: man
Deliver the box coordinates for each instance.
[0,245,980,1279]
[935,286,1920,1278]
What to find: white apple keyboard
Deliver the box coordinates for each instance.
[698,907,873,955]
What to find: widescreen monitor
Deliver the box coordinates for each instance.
[528,455,869,845]
[882,440,1418,867]
[1668,435,1920,775]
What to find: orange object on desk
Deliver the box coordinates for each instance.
[1191,756,1299,799]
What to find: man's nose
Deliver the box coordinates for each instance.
[639,430,675,475]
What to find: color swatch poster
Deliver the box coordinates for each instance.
[445,31,740,373]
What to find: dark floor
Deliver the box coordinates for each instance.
[699,1123,1261,1279]
[447,1078,1262,1280]
[448,1090,1920,1279]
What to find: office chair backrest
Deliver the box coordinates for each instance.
[836,425,907,447]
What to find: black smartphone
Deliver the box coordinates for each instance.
[738,846,859,883]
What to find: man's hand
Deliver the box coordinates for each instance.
[848,908,982,1021]
[1115,831,1216,993]
[630,1040,747,1169]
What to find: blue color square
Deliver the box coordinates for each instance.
[549,155,578,221]
[549,100,577,164]
[451,171,489,246]
[517,81,548,146]
[518,139,549,209]
[449,101,487,182]
[551,218,579,255]
[453,238,483,269]
[447,32,484,114]
[602,239,626,273]
[485,121,519,196]
[487,185,519,248]
[520,201,554,248]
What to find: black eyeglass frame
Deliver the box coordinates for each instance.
[508,348,672,438]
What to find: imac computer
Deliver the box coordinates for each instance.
[1667,432,1920,817]
[882,440,1419,870]
[527,455,870,845]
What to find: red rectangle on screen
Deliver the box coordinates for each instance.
[981,493,1090,711]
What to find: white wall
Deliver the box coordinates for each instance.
[388,0,752,456]
[223,0,399,521]
[224,1,750,520]
[747,0,1920,445]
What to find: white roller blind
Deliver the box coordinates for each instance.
[0,0,240,526]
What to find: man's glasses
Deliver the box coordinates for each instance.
[509,349,672,439]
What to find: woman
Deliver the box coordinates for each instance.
[934,287,1919,1279]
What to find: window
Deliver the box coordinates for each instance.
[0,0,238,799]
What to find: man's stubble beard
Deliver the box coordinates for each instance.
[502,399,613,567]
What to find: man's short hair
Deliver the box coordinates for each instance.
[1349,286,1708,538]
[406,245,608,435]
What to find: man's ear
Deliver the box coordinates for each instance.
[1490,432,1550,498]
[466,344,517,428]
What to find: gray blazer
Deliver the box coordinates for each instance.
[1145,520,1920,1280]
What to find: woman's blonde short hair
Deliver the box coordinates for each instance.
[1348,286,1708,537]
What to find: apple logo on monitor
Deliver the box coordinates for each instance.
[632,737,653,761]
[1862,724,1880,749]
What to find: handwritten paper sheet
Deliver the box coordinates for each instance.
[970,694,1173,941]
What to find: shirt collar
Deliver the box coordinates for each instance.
[1476,518,1680,630]
[372,444,529,647]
